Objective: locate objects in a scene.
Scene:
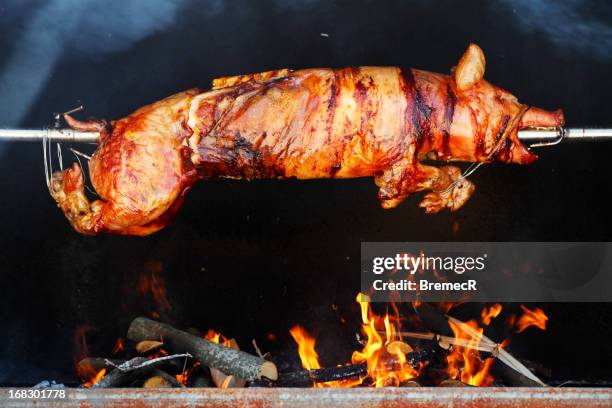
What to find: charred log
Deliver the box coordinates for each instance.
[252,350,430,387]
[251,363,368,387]
[127,317,277,382]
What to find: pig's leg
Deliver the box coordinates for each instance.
[375,158,474,212]
[417,165,475,213]
[50,164,173,236]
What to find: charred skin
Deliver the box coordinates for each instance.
[50,44,564,236]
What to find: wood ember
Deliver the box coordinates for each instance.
[127,317,277,382]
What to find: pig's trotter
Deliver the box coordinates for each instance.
[419,166,475,213]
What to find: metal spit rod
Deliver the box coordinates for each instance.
[0,127,611,146]
[0,128,100,143]
[518,127,612,147]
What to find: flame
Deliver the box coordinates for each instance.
[446,318,495,386]
[289,294,421,387]
[289,325,361,387]
[138,261,172,314]
[290,326,321,371]
[83,368,106,388]
[351,293,418,387]
[481,304,502,326]
[515,305,548,333]
[204,329,231,347]
[175,362,200,385]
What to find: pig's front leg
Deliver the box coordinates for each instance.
[375,156,474,212]
[417,165,475,213]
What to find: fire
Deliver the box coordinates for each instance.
[515,305,548,333]
[446,318,495,386]
[175,362,199,385]
[481,304,502,326]
[83,368,106,388]
[291,294,467,387]
[351,293,418,387]
[204,329,231,347]
[289,325,361,387]
[289,326,321,371]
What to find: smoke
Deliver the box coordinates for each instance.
[0,0,189,157]
[492,0,612,61]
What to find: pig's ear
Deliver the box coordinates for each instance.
[454,43,486,91]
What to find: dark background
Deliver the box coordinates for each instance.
[0,0,611,385]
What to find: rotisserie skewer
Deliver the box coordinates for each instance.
[1,126,611,145]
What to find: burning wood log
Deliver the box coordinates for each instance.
[253,350,430,387]
[127,317,278,382]
[91,354,190,388]
[251,363,368,387]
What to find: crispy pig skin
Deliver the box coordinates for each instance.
[50,44,563,235]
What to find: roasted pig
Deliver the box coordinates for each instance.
[50,44,563,235]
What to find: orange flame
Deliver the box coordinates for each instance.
[351,293,419,387]
[204,329,231,347]
[481,304,502,326]
[446,318,495,386]
[289,325,361,387]
[175,362,200,385]
[290,295,422,387]
[289,326,321,371]
[83,368,106,388]
[515,305,548,333]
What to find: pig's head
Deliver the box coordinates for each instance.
[443,43,564,165]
